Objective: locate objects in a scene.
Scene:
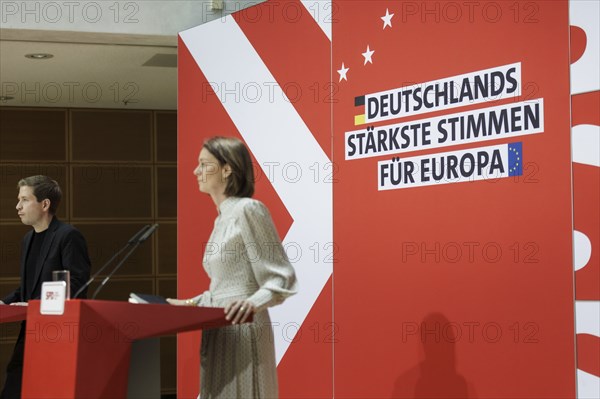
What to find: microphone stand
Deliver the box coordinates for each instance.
[72,225,150,299]
[91,224,159,300]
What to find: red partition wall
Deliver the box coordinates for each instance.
[332,1,575,398]
[177,1,583,398]
[570,1,600,396]
[177,1,333,397]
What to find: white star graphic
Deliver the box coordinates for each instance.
[381,8,394,29]
[362,45,375,65]
[337,62,349,82]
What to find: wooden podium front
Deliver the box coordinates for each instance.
[21,300,228,398]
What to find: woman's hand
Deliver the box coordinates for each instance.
[167,298,197,306]
[225,300,255,325]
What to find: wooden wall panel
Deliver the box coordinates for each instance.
[157,223,177,275]
[71,110,152,162]
[157,166,177,219]
[0,342,17,380]
[157,278,177,298]
[0,225,29,278]
[71,165,152,218]
[74,223,153,276]
[160,337,177,393]
[0,321,21,341]
[156,112,177,162]
[0,109,66,161]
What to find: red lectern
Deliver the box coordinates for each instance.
[22,300,229,399]
[0,305,27,323]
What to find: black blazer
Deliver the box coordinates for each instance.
[2,217,91,304]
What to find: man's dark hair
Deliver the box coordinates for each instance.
[17,175,62,215]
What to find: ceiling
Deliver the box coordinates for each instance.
[0,1,267,111]
[0,29,178,110]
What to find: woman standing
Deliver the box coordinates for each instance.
[168,137,297,398]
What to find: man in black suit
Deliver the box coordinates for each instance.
[0,175,91,399]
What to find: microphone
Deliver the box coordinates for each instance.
[138,223,159,243]
[91,224,159,300]
[73,225,151,299]
[128,225,151,244]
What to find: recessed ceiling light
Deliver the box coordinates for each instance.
[25,53,54,60]
[0,96,15,101]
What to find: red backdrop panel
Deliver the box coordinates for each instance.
[177,2,333,397]
[332,1,575,398]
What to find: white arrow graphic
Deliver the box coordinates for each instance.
[180,16,333,364]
